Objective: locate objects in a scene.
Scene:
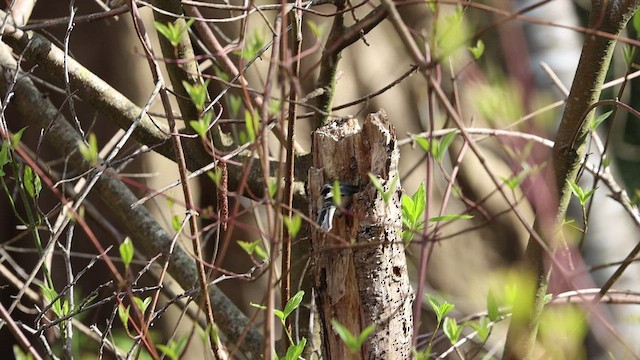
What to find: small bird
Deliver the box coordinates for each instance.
[317,182,359,231]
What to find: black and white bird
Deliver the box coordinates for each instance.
[316,182,359,231]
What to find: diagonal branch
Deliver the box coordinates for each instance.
[0,13,309,205]
[0,37,264,359]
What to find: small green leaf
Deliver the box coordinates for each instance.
[40,285,64,317]
[283,291,304,320]
[268,98,282,116]
[171,215,182,232]
[486,290,499,321]
[443,317,462,344]
[468,39,485,60]
[207,168,222,187]
[190,112,213,138]
[0,142,9,177]
[213,65,230,82]
[358,324,376,346]
[134,296,152,314]
[283,337,307,360]
[182,80,210,111]
[568,180,596,206]
[368,174,384,197]
[413,347,432,360]
[118,304,130,328]
[238,240,268,260]
[413,136,431,152]
[622,45,636,67]
[274,309,285,322]
[155,19,195,47]
[268,178,279,199]
[283,214,302,238]
[332,179,343,207]
[235,30,265,61]
[244,110,258,142]
[633,11,640,36]
[157,335,189,360]
[590,110,612,130]
[331,320,375,354]
[119,237,134,269]
[10,127,27,148]
[78,133,99,165]
[13,344,35,360]
[23,166,41,198]
[427,294,455,324]
[307,20,326,39]
[435,131,457,162]
[229,95,242,117]
[469,317,490,342]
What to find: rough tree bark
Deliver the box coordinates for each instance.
[308,110,413,359]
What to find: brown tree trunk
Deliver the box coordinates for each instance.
[308,110,413,359]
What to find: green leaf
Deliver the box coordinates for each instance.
[229,95,242,117]
[307,20,326,38]
[429,214,473,222]
[469,317,490,342]
[182,80,210,111]
[23,166,41,199]
[40,285,64,317]
[274,309,285,322]
[156,344,178,360]
[568,180,596,206]
[589,110,612,131]
[468,39,485,60]
[487,290,499,321]
[443,317,462,344]
[190,112,213,138]
[157,336,189,360]
[0,141,9,177]
[331,320,375,354]
[358,324,376,346]
[78,133,99,165]
[633,11,640,36]
[622,45,636,67]
[171,215,182,232]
[332,179,343,206]
[213,65,230,82]
[427,295,455,324]
[401,195,415,226]
[283,291,304,320]
[283,214,302,238]
[207,168,222,187]
[154,19,195,48]
[134,296,152,314]
[118,304,130,328]
[283,337,307,360]
[435,131,457,162]
[238,240,268,260]
[268,98,282,116]
[119,237,134,269]
[244,109,258,142]
[10,127,27,148]
[235,30,265,61]
[413,136,431,152]
[268,178,279,199]
[13,344,35,360]
[413,347,432,360]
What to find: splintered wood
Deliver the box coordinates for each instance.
[308,110,413,359]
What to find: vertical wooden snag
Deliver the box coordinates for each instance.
[308,110,413,359]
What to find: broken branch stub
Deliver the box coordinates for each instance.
[308,110,413,359]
